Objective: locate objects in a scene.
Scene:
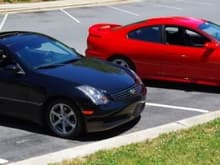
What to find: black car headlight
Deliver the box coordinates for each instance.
[76,85,109,105]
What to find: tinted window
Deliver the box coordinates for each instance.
[128,26,162,43]
[165,26,209,47]
[185,29,209,46]
[165,27,184,45]
[0,49,14,68]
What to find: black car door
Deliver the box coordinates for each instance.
[0,49,44,122]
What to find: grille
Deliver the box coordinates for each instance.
[111,84,138,101]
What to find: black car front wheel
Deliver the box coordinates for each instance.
[46,99,83,139]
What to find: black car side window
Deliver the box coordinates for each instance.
[128,26,162,43]
[0,49,14,68]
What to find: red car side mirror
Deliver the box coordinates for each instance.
[204,42,219,49]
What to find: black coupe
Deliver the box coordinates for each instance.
[0,31,146,138]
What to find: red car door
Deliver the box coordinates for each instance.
[162,26,220,85]
[126,25,167,79]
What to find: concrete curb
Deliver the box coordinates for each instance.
[8,110,220,165]
[0,0,140,14]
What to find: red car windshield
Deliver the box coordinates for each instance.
[199,22,220,41]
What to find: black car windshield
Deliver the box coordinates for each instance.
[199,22,220,41]
[9,34,80,69]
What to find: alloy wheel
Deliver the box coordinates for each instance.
[49,103,77,136]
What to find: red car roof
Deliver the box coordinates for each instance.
[146,16,206,28]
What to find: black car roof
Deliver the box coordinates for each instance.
[0,31,49,48]
[0,31,31,44]
[0,31,30,38]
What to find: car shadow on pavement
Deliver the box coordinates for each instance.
[144,80,220,94]
[78,116,140,141]
[0,114,140,141]
[0,115,48,135]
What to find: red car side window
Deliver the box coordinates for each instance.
[185,29,209,47]
[165,26,209,47]
[128,26,162,43]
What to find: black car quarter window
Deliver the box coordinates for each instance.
[0,49,13,68]
[128,26,162,43]
[165,26,209,47]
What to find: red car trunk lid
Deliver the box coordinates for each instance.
[89,23,121,37]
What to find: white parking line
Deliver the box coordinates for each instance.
[60,9,80,24]
[0,158,8,164]
[0,14,8,31]
[146,102,209,113]
[149,3,182,10]
[107,5,139,16]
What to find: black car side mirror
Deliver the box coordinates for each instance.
[4,64,25,75]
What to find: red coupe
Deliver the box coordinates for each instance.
[86,16,220,87]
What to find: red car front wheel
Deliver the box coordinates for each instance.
[109,56,135,71]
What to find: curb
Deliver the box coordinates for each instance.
[0,0,139,14]
[8,110,220,165]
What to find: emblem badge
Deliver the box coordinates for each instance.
[129,88,136,95]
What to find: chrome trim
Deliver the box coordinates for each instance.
[111,84,138,101]
[16,63,25,75]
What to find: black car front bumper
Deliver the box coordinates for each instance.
[84,92,146,133]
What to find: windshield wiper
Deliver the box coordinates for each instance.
[35,63,65,70]
[63,58,81,64]
[35,57,81,69]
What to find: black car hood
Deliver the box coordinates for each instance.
[37,58,135,94]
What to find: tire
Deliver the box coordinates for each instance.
[109,56,135,71]
[45,99,83,139]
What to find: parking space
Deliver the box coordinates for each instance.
[117,1,183,18]
[0,120,88,162]
[2,11,86,52]
[147,85,220,111]
[168,0,219,20]
[1,0,220,163]
[119,0,218,19]
[126,106,201,133]
[65,6,139,24]
[63,6,141,52]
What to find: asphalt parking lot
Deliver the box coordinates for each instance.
[1,0,220,164]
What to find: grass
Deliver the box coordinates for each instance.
[51,119,220,165]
